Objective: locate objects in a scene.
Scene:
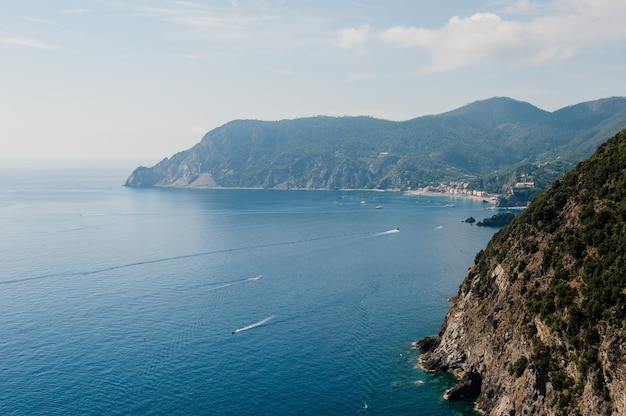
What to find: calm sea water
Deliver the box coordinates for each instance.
[0,162,498,415]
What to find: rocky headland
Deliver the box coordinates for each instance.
[124,97,626,196]
[417,129,626,415]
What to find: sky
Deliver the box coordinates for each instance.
[1,0,626,164]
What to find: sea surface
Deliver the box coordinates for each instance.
[0,162,499,415]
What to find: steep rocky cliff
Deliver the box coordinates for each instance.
[418,129,626,415]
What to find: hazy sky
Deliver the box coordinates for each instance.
[2,0,626,164]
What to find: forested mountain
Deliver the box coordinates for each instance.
[418,129,626,415]
[124,97,626,192]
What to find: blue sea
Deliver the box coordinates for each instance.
[0,162,498,415]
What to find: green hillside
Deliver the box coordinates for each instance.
[125,97,626,195]
[418,128,626,415]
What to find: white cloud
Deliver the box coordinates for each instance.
[24,16,56,25]
[497,0,543,15]
[334,24,371,49]
[349,72,376,82]
[191,126,207,135]
[172,51,236,60]
[340,0,626,72]
[380,13,532,71]
[172,52,204,59]
[0,35,56,49]
[61,8,93,15]
[125,1,281,31]
[140,6,240,29]
[274,69,295,76]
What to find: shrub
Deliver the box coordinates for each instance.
[508,355,529,378]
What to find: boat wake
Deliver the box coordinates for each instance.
[135,273,264,386]
[1,229,369,285]
[205,275,263,292]
[376,228,400,235]
[3,225,402,286]
[232,315,275,334]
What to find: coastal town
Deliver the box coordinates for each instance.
[405,179,537,207]
[405,181,495,201]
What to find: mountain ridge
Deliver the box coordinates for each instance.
[124,97,626,193]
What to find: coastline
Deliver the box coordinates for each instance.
[127,182,501,205]
[404,189,499,204]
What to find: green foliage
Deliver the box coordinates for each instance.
[551,369,574,391]
[473,160,573,196]
[508,356,529,378]
[470,129,626,406]
[557,392,574,410]
[476,212,516,227]
[519,130,626,317]
[126,98,626,190]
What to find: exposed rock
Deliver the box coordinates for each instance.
[124,165,165,187]
[418,129,626,415]
[444,371,482,400]
[476,211,515,227]
[414,335,438,352]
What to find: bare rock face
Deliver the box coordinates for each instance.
[444,371,482,400]
[418,129,626,416]
[124,165,165,187]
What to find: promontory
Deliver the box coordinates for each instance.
[418,129,626,415]
[125,97,626,200]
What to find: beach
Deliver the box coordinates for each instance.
[404,188,499,204]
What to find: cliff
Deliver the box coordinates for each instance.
[418,129,626,415]
[124,97,626,191]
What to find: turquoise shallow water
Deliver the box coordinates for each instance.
[0,163,497,415]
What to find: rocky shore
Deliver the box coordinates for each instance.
[411,130,626,416]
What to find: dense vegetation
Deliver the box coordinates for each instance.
[476,212,516,227]
[125,97,626,192]
[473,129,626,413]
[471,160,573,205]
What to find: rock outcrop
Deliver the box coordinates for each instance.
[476,212,516,227]
[418,129,626,415]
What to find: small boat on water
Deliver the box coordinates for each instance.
[375,205,383,209]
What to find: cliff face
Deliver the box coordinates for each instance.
[419,129,626,415]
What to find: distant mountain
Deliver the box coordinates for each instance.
[124,97,626,192]
[417,128,626,415]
